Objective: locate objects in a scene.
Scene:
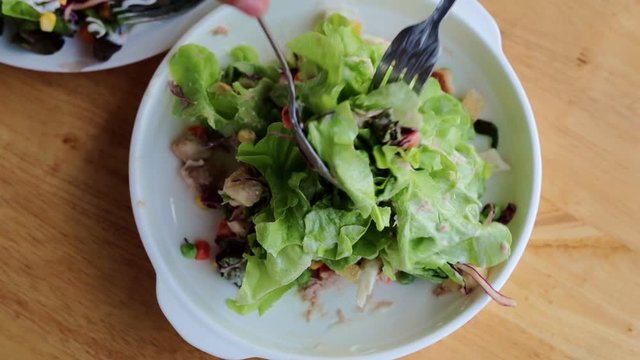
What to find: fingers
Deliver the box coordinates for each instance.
[221,0,270,17]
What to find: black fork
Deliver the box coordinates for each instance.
[370,0,456,93]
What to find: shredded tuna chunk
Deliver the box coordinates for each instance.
[172,133,211,162]
[302,271,339,322]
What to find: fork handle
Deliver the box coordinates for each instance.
[256,17,340,187]
[426,0,457,27]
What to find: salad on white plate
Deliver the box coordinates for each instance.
[0,0,218,72]
[167,13,518,316]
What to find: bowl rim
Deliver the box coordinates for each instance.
[129,2,542,359]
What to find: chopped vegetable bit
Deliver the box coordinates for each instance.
[395,128,421,149]
[296,269,312,286]
[188,125,209,142]
[222,167,264,207]
[216,220,234,240]
[281,106,292,129]
[39,13,57,33]
[497,203,517,225]
[237,129,256,144]
[212,25,230,36]
[195,240,211,260]
[461,89,484,120]
[180,238,197,259]
[474,119,500,148]
[396,271,415,285]
[480,203,497,224]
[453,263,516,307]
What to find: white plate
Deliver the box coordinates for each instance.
[0,0,219,72]
[130,0,542,359]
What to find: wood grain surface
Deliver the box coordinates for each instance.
[1,1,639,359]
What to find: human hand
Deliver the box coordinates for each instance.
[221,0,270,17]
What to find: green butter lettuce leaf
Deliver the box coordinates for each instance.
[324,227,391,271]
[170,44,278,136]
[2,0,39,21]
[52,15,73,36]
[230,45,260,63]
[450,143,491,198]
[288,33,344,113]
[303,205,370,260]
[439,221,512,267]
[256,212,304,256]
[225,45,280,82]
[353,227,391,259]
[287,13,387,113]
[208,78,278,135]
[234,245,311,306]
[227,282,295,316]
[381,168,511,279]
[307,102,390,230]
[369,83,509,280]
[317,13,382,96]
[288,171,323,210]
[232,78,277,134]
[208,83,239,119]
[342,55,375,96]
[237,123,321,217]
[295,71,345,115]
[169,44,233,135]
[354,82,423,128]
[253,207,304,258]
[419,78,475,153]
[288,31,343,83]
[231,123,324,313]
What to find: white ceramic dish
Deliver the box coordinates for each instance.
[0,0,219,72]
[129,0,542,359]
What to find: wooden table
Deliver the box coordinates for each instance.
[1,1,639,359]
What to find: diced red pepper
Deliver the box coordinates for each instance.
[281,107,292,129]
[216,220,234,240]
[399,130,421,149]
[188,125,208,142]
[194,240,211,260]
[315,264,334,278]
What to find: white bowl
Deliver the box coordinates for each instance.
[129,0,542,358]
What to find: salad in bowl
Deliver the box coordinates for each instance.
[130,0,540,357]
[168,13,517,316]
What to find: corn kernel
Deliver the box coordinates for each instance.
[309,261,323,270]
[195,195,207,210]
[39,12,57,33]
[59,0,67,5]
[237,129,256,144]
